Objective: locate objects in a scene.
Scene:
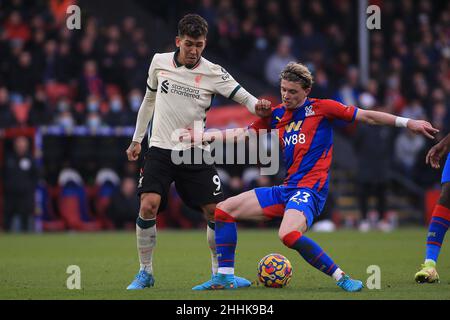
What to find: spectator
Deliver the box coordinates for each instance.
[8,51,38,96]
[106,177,139,229]
[0,87,14,128]
[333,66,361,107]
[4,11,31,43]
[310,68,332,98]
[394,129,426,176]
[78,60,105,101]
[3,136,38,232]
[354,106,394,231]
[128,88,143,115]
[105,94,132,126]
[264,36,296,88]
[401,99,426,121]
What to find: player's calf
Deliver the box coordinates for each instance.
[280,230,363,291]
[438,183,450,209]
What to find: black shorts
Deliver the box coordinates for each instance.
[137,146,224,212]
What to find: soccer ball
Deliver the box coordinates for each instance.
[257,253,292,288]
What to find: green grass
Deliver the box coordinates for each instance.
[0,229,449,300]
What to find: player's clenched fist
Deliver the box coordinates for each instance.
[255,99,271,118]
[126,141,141,161]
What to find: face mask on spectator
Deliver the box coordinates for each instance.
[58,101,70,112]
[110,99,122,112]
[58,115,74,129]
[87,116,101,128]
[87,101,100,112]
[129,95,141,112]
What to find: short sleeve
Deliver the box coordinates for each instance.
[209,64,241,99]
[319,99,358,122]
[146,54,159,92]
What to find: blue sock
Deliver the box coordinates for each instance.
[426,210,449,263]
[215,209,237,269]
[283,231,339,277]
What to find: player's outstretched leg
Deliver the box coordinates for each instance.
[280,210,363,292]
[414,203,450,283]
[282,230,363,292]
[127,215,156,290]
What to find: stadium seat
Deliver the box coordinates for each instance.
[44,82,72,104]
[35,183,65,231]
[105,84,122,97]
[58,193,102,231]
[57,169,102,231]
[94,169,121,229]
[11,102,30,125]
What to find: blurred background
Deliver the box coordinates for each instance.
[0,0,448,233]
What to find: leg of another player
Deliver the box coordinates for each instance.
[415,182,450,283]
[215,189,266,273]
[201,203,219,275]
[279,209,363,292]
[126,192,160,290]
[201,202,253,288]
[193,190,266,290]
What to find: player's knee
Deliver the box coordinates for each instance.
[204,211,214,222]
[279,230,302,248]
[438,183,450,209]
[140,198,159,219]
[201,204,216,221]
[215,201,237,221]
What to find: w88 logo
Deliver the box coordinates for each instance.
[283,133,306,146]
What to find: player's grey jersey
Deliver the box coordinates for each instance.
[132,50,258,150]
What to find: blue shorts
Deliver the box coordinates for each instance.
[443,153,450,184]
[254,186,327,229]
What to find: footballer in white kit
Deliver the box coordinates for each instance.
[125,14,270,290]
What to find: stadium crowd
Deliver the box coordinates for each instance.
[0,0,449,231]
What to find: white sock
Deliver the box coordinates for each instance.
[207,224,219,275]
[218,267,234,275]
[136,217,156,274]
[332,268,345,281]
[424,259,436,266]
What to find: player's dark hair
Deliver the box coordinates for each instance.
[178,14,208,38]
[280,62,314,89]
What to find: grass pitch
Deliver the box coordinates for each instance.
[0,228,449,300]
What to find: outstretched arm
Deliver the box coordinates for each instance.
[355,108,439,139]
[426,133,450,169]
[179,127,250,145]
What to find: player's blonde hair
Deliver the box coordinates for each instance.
[280,62,314,89]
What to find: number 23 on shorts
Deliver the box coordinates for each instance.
[289,191,311,205]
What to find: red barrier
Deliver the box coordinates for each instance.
[205,105,259,128]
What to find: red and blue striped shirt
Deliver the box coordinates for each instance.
[249,98,358,193]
